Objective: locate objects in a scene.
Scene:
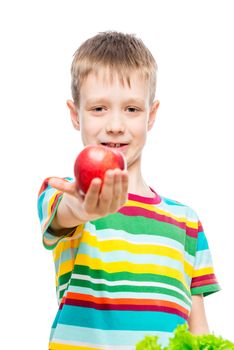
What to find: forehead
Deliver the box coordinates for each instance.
[80,67,150,103]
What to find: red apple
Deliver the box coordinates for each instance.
[74,145,126,194]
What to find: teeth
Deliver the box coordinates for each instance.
[104,143,122,147]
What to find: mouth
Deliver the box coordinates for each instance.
[101,142,128,149]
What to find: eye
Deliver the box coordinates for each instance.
[92,106,105,112]
[127,107,140,113]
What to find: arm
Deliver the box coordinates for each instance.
[188,294,210,335]
[49,168,128,235]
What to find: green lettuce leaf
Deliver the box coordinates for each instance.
[164,324,198,349]
[197,333,234,350]
[135,324,234,350]
[136,336,163,350]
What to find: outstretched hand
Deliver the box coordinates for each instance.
[48,168,128,226]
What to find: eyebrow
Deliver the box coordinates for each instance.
[85,98,146,106]
[85,98,108,106]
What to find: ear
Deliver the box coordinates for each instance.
[66,99,80,130]
[148,100,160,131]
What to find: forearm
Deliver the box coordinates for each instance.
[188,320,210,335]
[188,294,210,335]
[50,194,84,232]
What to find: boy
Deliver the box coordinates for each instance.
[37,31,220,349]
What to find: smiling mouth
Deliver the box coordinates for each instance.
[101,143,128,148]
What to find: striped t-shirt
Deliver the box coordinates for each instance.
[37,177,220,350]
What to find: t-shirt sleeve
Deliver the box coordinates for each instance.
[37,176,76,250]
[190,220,221,296]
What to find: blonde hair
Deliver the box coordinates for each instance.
[71,31,158,107]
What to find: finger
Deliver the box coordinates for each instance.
[84,178,102,212]
[109,169,122,212]
[48,177,77,195]
[97,170,115,213]
[120,170,129,205]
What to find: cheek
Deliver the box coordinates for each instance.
[81,116,98,133]
[132,120,148,137]
[81,117,105,143]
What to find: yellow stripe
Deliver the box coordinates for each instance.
[126,199,198,229]
[48,191,61,216]
[56,259,75,284]
[184,260,193,278]
[77,253,189,291]
[192,267,214,278]
[49,342,100,350]
[53,225,83,262]
[82,230,184,262]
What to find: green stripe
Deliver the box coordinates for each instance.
[74,265,191,298]
[191,284,221,297]
[185,236,196,256]
[59,288,67,300]
[91,213,197,256]
[58,271,72,286]
[70,278,191,306]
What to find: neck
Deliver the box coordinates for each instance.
[127,164,154,198]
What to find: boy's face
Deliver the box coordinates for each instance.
[67,68,159,171]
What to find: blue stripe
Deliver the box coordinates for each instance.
[197,232,209,251]
[161,196,184,207]
[37,191,46,222]
[58,305,185,332]
[51,309,61,329]
[52,324,174,347]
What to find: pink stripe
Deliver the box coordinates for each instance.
[198,221,204,233]
[64,299,188,320]
[128,188,161,204]
[192,274,216,283]
[186,226,197,238]
[191,279,217,288]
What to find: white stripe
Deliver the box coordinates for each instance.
[57,283,69,303]
[58,283,68,293]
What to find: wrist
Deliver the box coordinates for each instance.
[52,193,85,229]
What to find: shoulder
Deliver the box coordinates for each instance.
[159,195,200,222]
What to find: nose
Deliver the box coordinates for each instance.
[105,112,125,135]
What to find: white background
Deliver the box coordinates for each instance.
[0,0,233,348]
